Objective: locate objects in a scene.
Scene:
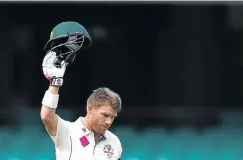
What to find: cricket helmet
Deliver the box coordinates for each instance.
[44,21,92,67]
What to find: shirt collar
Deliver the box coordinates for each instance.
[76,117,108,139]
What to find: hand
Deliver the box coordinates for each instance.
[42,51,67,87]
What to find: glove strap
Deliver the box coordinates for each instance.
[50,77,63,87]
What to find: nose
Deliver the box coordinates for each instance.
[105,118,113,126]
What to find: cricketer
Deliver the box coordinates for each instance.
[40,21,123,160]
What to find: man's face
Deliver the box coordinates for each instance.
[89,104,117,134]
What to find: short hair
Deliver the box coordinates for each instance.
[87,87,122,113]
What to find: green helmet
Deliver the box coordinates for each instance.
[44,21,92,67]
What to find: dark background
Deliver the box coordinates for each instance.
[1,2,243,160]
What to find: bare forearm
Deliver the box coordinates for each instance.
[41,86,59,136]
[48,86,59,94]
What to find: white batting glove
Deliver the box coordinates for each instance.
[42,51,67,87]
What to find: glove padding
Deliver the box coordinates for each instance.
[42,51,67,87]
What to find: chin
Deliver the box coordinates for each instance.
[94,129,104,134]
[99,129,107,134]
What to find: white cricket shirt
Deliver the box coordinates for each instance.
[48,116,122,160]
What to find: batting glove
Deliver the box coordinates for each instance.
[42,51,67,87]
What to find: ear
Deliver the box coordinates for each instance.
[87,104,93,113]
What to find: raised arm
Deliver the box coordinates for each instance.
[41,86,59,136]
[41,51,67,143]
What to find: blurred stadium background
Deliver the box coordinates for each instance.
[1,2,243,160]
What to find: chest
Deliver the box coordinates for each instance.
[70,132,119,160]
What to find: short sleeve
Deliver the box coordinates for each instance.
[118,145,123,159]
[46,115,72,148]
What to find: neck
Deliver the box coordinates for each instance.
[83,116,101,141]
[83,115,94,132]
[83,116,101,134]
